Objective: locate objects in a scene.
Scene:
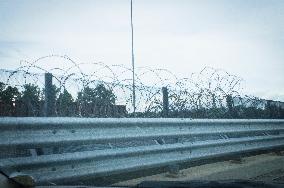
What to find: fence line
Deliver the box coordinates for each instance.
[0,55,283,118]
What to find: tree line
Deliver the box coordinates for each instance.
[0,82,123,117]
[0,81,283,118]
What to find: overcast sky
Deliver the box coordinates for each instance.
[0,0,283,100]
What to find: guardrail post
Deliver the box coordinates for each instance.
[162,87,169,117]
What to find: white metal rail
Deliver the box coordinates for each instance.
[0,118,284,186]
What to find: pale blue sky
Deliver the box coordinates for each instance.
[0,0,284,100]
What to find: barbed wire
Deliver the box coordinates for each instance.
[0,55,268,115]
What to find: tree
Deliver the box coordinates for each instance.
[0,85,20,103]
[77,84,116,105]
[0,82,5,93]
[0,83,20,116]
[19,84,41,116]
[93,84,116,105]
[57,89,74,116]
[77,86,96,104]
[77,84,116,117]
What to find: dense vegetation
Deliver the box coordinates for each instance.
[0,81,283,118]
[0,82,122,117]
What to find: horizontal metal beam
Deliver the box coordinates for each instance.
[2,135,283,184]
[1,118,283,149]
[0,118,284,186]
[1,135,284,169]
[1,117,283,129]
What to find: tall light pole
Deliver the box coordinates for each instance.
[130,0,136,115]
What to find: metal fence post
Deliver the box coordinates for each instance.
[162,87,169,117]
[39,73,56,155]
[212,93,216,108]
[226,95,234,117]
[45,73,59,154]
[266,100,273,118]
[44,73,54,117]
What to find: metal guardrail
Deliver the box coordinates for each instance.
[0,118,284,186]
